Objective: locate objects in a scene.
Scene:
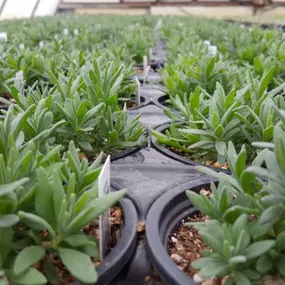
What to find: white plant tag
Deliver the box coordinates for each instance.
[149,48,153,59]
[98,155,111,261]
[14,71,24,90]
[135,76,140,105]
[240,24,245,29]
[143,55,148,75]
[208,45,217,57]
[19,44,25,50]
[39,41,45,48]
[63,28,69,35]
[0,32,7,42]
[154,19,162,32]
[143,66,151,85]
[74,29,79,36]
[204,40,211,46]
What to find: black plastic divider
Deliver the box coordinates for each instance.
[108,39,208,285]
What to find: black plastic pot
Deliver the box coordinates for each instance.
[146,177,213,285]
[151,123,200,166]
[152,94,170,110]
[0,105,9,111]
[151,123,230,173]
[128,94,151,111]
[79,197,138,285]
[109,129,149,163]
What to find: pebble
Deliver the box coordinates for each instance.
[170,253,185,264]
[193,273,204,283]
[171,237,177,243]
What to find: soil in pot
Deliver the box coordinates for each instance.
[127,95,146,109]
[167,146,229,170]
[0,92,14,109]
[168,213,209,280]
[38,207,123,284]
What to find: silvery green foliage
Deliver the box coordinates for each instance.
[0,138,127,284]
[186,107,285,284]
[153,68,285,164]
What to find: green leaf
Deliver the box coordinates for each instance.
[223,206,260,224]
[259,205,285,225]
[43,260,58,285]
[218,188,228,214]
[234,271,251,285]
[214,125,224,139]
[196,258,230,278]
[58,247,97,283]
[256,254,273,273]
[8,268,47,285]
[245,240,275,259]
[65,189,127,234]
[14,246,45,275]
[64,234,97,247]
[259,65,276,97]
[229,256,247,264]
[78,141,93,152]
[199,232,221,253]
[0,178,30,197]
[18,211,56,239]
[0,228,13,264]
[215,141,226,156]
[0,214,19,228]
[35,168,55,228]
[276,231,285,251]
[185,190,210,214]
[277,254,285,276]
[232,214,248,244]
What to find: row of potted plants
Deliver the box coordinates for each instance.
[0,15,161,285]
[152,19,285,171]
[145,18,285,285]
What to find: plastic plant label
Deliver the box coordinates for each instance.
[208,45,217,57]
[154,19,162,32]
[149,48,153,59]
[63,28,69,35]
[0,32,7,42]
[14,71,24,90]
[143,66,151,85]
[135,76,141,105]
[39,41,45,48]
[204,40,211,46]
[143,55,148,75]
[74,29,79,36]
[19,44,25,50]
[98,155,111,260]
[240,24,245,28]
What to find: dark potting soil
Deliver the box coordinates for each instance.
[168,212,209,279]
[39,207,123,285]
[167,146,229,170]
[0,92,13,107]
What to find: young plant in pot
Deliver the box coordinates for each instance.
[0,123,134,284]
[146,119,285,285]
[152,78,284,170]
[8,76,147,161]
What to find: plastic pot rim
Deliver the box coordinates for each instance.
[151,123,231,174]
[146,177,214,285]
[76,197,138,285]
